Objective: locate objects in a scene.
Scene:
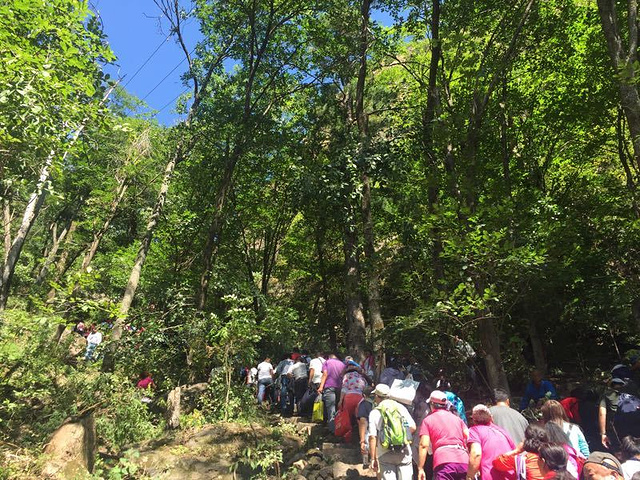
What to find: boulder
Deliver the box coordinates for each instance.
[292,459,308,470]
[166,386,181,429]
[317,465,335,479]
[42,413,96,479]
[306,447,323,457]
[307,455,324,467]
[68,335,87,358]
[287,451,306,466]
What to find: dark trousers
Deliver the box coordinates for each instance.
[293,377,308,411]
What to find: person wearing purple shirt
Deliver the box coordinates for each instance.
[318,353,345,425]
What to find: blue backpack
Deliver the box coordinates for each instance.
[616,392,640,416]
[615,392,640,438]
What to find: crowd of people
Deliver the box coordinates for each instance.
[72,319,144,362]
[72,321,156,401]
[243,348,640,480]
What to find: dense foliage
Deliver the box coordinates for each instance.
[3,0,640,471]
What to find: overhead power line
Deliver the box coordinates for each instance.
[123,33,172,88]
[140,47,195,102]
[154,87,191,116]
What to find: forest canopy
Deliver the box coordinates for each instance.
[2,0,640,415]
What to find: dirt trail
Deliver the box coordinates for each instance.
[127,416,377,479]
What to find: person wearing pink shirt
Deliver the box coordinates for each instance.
[467,404,516,480]
[137,372,155,390]
[417,390,469,480]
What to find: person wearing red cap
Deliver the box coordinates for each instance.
[417,390,469,480]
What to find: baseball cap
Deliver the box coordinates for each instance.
[582,451,623,479]
[373,384,390,398]
[428,390,448,406]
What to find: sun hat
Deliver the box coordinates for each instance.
[428,390,448,406]
[373,384,390,398]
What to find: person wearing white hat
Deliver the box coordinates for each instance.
[417,390,469,480]
[467,404,515,480]
[368,383,416,479]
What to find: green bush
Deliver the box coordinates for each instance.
[93,374,163,452]
[0,309,162,453]
[197,370,258,423]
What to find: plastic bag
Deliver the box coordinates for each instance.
[389,378,419,405]
[334,408,350,437]
[312,395,324,422]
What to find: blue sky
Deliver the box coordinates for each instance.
[92,0,199,125]
[92,1,394,126]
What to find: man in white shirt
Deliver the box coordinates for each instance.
[368,383,416,479]
[308,352,325,390]
[84,324,103,361]
[256,357,274,405]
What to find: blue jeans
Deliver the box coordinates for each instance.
[84,343,98,361]
[257,378,273,404]
[322,387,339,424]
[279,376,292,413]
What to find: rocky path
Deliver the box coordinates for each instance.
[284,417,376,480]
[127,416,377,479]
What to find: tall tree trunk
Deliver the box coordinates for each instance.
[478,317,510,391]
[315,224,337,351]
[343,215,367,362]
[457,0,535,391]
[463,0,535,211]
[598,0,640,332]
[617,106,640,217]
[46,221,78,301]
[2,198,11,265]
[500,79,512,199]
[0,151,54,309]
[598,0,640,170]
[240,224,261,316]
[354,0,383,367]
[101,149,181,372]
[632,298,640,334]
[119,150,179,319]
[35,221,72,285]
[528,316,547,374]
[196,0,280,310]
[425,0,445,282]
[197,149,240,310]
[75,177,128,288]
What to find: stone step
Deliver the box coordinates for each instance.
[332,461,377,479]
[321,442,377,479]
[322,442,360,461]
[282,417,324,437]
